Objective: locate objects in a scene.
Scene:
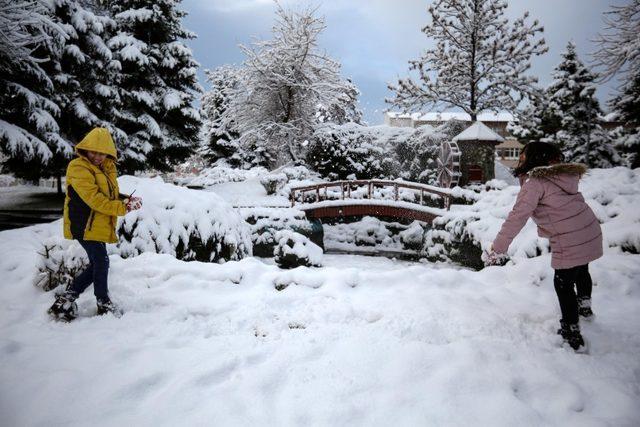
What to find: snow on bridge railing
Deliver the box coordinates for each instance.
[289,179,455,211]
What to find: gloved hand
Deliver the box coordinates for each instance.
[482,250,508,267]
[125,196,142,212]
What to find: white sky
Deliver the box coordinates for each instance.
[182,0,628,124]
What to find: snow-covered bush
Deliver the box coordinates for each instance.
[173,165,268,188]
[260,173,288,195]
[116,176,252,262]
[0,174,17,187]
[308,121,469,183]
[274,230,323,269]
[241,208,323,257]
[399,221,427,251]
[279,165,313,181]
[323,217,428,254]
[422,167,640,268]
[307,124,389,180]
[35,238,88,291]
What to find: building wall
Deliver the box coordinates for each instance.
[495,139,524,169]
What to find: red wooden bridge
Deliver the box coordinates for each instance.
[290,180,454,223]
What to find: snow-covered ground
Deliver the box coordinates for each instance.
[1,168,639,426]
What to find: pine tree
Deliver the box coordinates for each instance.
[107,0,201,172]
[517,42,619,167]
[44,0,125,190]
[0,0,69,184]
[609,73,640,168]
[221,4,360,167]
[592,1,640,168]
[200,65,244,166]
[388,0,547,120]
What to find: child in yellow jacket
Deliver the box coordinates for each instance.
[48,128,141,321]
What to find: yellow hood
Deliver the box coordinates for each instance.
[75,128,118,160]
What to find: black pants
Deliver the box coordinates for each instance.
[553,264,592,324]
[69,240,110,301]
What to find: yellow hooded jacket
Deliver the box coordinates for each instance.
[63,128,127,243]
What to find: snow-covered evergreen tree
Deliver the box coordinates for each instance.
[609,73,640,168]
[221,4,360,167]
[107,0,201,172]
[200,65,245,166]
[0,0,69,183]
[515,42,619,168]
[388,0,547,120]
[44,0,126,187]
[592,1,640,169]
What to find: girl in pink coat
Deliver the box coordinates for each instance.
[490,142,602,352]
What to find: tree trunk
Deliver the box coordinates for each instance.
[57,174,63,195]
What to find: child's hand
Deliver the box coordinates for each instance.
[482,250,508,267]
[125,196,142,212]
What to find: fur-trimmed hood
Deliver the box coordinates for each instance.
[528,163,588,178]
[527,163,588,195]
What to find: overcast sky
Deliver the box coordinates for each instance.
[181,0,627,124]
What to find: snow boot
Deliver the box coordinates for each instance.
[96,298,123,318]
[557,320,586,352]
[578,297,594,320]
[48,291,78,322]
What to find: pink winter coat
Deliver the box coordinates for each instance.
[493,163,602,270]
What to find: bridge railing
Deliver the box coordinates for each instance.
[289,179,452,210]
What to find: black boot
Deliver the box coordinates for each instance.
[48,291,78,322]
[578,297,594,320]
[96,298,123,317]
[557,320,585,352]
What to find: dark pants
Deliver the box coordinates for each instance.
[69,240,110,301]
[553,264,592,324]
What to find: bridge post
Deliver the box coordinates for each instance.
[316,187,320,202]
[420,189,424,205]
[394,183,398,201]
[341,183,345,199]
[368,182,372,199]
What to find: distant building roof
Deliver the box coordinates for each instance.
[385,111,515,122]
[452,121,505,142]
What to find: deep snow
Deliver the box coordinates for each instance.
[1,168,639,426]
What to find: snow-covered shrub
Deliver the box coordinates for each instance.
[35,238,88,291]
[279,165,312,181]
[0,174,17,187]
[399,221,427,251]
[173,165,268,188]
[323,217,428,254]
[308,121,469,184]
[424,217,486,270]
[241,208,323,257]
[421,167,640,268]
[307,124,390,180]
[260,173,288,195]
[116,176,252,262]
[274,230,323,269]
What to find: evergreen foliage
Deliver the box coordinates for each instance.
[513,42,619,168]
[593,1,640,168]
[106,0,201,172]
[0,0,69,182]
